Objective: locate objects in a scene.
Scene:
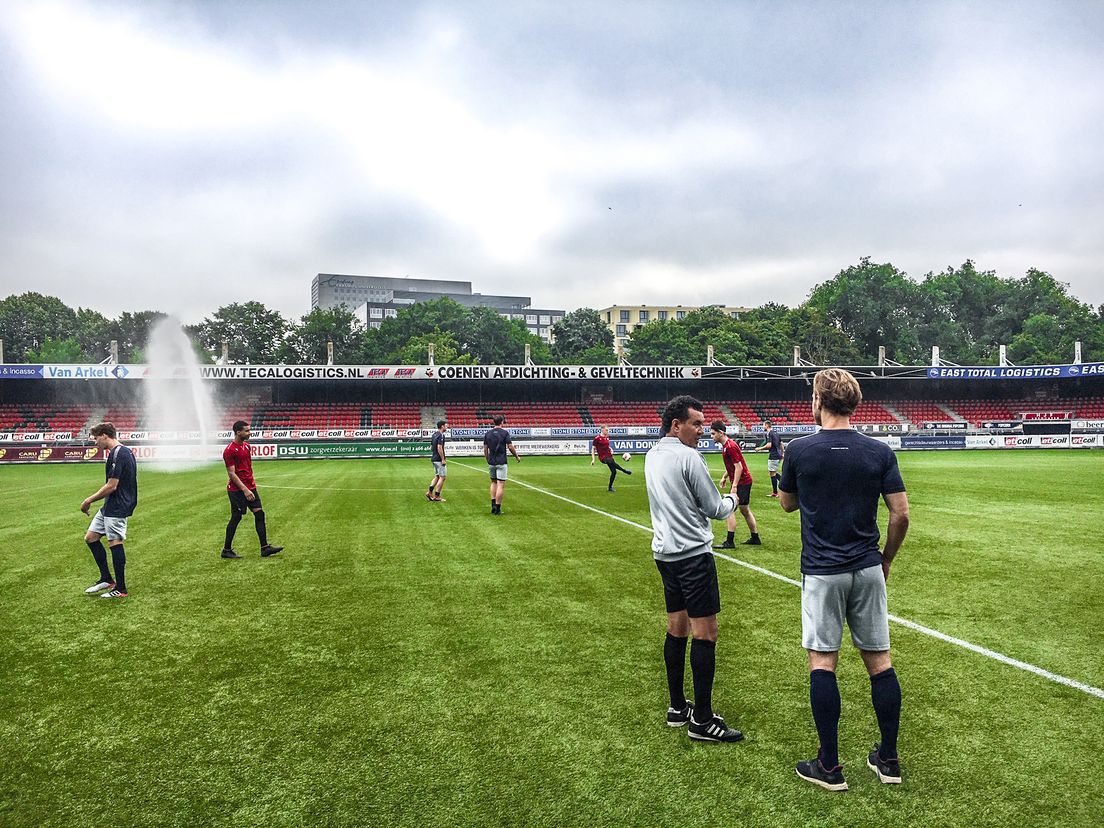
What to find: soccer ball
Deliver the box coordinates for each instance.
[622,452,632,461]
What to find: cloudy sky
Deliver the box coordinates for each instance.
[2,0,1102,324]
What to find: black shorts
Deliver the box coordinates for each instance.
[655,552,721,618]
[228,489,262,513]
[735,483,752,506]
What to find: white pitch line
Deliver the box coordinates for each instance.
[454,461,1104,701]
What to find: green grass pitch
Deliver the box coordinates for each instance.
[1,449,1102,827]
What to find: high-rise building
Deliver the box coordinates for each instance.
[312,273,565,343]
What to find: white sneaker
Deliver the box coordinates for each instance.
[85,581,114,594]
[100,589,128,599]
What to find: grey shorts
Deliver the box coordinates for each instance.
[432,461,448,477]
[801,563,889,652]
[767,459,781,473]
[489,464,508,481]
[88,510,128,541]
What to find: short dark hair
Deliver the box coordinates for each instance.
[437,420,447,428]
[89,422,116,439]
[763,419,773,427]
[232,420,249,433]
[493,415,506,425]
[661,395,703,434]
[710,420,727,433]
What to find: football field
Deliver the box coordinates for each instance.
[1,450,1102,827]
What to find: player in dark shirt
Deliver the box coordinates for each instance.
[779,369,910,792]
[757,420,784,496]
[80,422,138,599]
[221,420,283,558]
[483,415,520,514]
[591,425,632,491]
[709,421,760,547]
[426,420,448,502]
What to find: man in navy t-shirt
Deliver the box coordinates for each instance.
[779,369,910,792]
[80,422,138,599]
[483,415,520,515]
[426,420,448,502]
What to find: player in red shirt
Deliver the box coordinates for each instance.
[710,420,761,547]
[591,425,633,492]
[221,420,283,559]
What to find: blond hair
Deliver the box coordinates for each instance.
[813,368,862,416]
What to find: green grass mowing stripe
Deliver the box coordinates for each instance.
[452,458,1104,701]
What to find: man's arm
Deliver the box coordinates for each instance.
[880,491,910,580]
[436,440,445,462]
[227,466,255,500]
[591,443,597,465]
[688,456,735,519]
[81,478,119,514]
[778,450,799,511]
[483,444,490,463]
[508,441,520,462]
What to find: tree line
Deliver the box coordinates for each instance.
[1,259,1101,366]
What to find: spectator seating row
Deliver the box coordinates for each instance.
[3,398,1102,434]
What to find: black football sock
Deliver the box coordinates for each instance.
[870,667,902,761]
[690,638,716,722]
[771,476,779,493]
[109,544,127,593]
[87,540,113,582]
[225,511,243,549]
[254,510,268,546]
[750,533,760,540]
[810,669,841,768]
[663,633,689,709]
[726,531,735,543]
[609,466,617,488]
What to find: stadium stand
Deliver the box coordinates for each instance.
[3,397,1102,435]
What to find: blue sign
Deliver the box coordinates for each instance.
[0,365,44,378]
[927,363,1104,380]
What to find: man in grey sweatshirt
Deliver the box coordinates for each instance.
[645,395,745,743]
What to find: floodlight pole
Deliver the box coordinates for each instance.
[1074,341,1083,364]
[999,345,1009,367]
[427,343,436,367]
[221,341,229,365]
[0,338,4,364]
[793,346,801,367]
[326,340,334,365]
[878,346,886,367]
[110,340,118,365]
[524,343,534,366]
[931,346,939,367]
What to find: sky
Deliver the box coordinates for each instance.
[1,0,1102,325]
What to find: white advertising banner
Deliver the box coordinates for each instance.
[446,439,592,458]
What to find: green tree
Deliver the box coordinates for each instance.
[466,307,550,364]
[391,330,474,364]
[806,258,924,362]
[115,311,168,362]
[25,337,85,363]
[784,306,863,365]
[371,298,470,360]
[0,293,78,362]
[279,306,364,364]
[626,319,697,363]
[193,302,289,364]
[73,308,117,362]
[574,343,619,365]
[550,308,614,362]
